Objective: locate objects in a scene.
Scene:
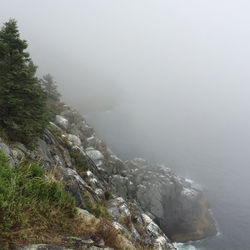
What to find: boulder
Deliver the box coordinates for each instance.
[77,208,95,222]
[123,158,216,242]
[55,115,69,131]
[86,147,104,167]
[67,134,82,147]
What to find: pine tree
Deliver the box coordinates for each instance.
[41,73,63,120]
[0,19,49,146]
[41,74,61,101]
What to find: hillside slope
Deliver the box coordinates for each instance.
[0,104,216,249]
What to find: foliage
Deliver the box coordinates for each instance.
[41,74,63,120]
[104,190,113,200]
[69,149,89,174]
[41,74,61,101]
[84,198,111,219]
[0,19,49,146]
[47,123,63,138]
[0,149,76,246]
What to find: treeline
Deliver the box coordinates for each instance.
[0,19,61,146]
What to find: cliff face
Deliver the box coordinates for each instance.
[0,105,216,249]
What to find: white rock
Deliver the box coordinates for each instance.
[86,170,94,176]
[142,213,153,225]
[95,188,104,196]
[86,148,104,166]
[55,115,69,130]
[68,134,82,147]
[64,168,87,186]
[119,203,131,218]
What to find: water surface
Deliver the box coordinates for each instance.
[85,103,250,250]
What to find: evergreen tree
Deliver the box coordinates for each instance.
[41,74,63,120]
[41,74,61,101]
[0,19,49,146]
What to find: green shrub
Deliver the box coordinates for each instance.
[104,190,113,200]
[84,198,111,219]
[48,123,63,138]
[0,149,77,245]
[69,149,89,173]
[0,19,49,147]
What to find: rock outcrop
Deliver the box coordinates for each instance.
[122,158,216,241]
[0,105,216,249]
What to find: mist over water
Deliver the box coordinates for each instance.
[1,0,250,249]
[86,100,250,250]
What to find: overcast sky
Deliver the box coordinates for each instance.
[1,0,250,113]
[1,0,250,164]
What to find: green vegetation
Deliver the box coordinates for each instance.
[84,198,111,219]
[41,74,63,120]
[104,189,113,200]
[69,149,89,174]
[0,18,141,249]
[0,149,77,247]
[48,123,63,138]
[0,19,49,146]
[41,74,61,102]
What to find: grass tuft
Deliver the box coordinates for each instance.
[69,149,89,174]
[84,198,111,219]
[0,149,76,248]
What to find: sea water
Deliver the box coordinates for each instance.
[85,105,250,250]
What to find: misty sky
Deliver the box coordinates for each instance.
[1,0,250,111]
[1,0,250,162]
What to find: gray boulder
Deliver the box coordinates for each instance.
[86,147,104,167]
[122,158,216,242]
[55,115,69,131]
[67,134,82,147]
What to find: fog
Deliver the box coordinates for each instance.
[2,0,250,113]
[1,1,250,249]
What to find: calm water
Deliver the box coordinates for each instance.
[85,104,250,250]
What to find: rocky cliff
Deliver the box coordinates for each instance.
[0,104,216,249]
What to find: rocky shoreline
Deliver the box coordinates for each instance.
[0,105,216,249]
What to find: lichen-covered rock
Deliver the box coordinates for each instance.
[55,115,69,131]
[11,148,25,166]
[67,134,82,147]
[77,208,96,222]
[123,158,216,242]
[86,147,104,167]
[110,175,129,198]
[106,197,174,248]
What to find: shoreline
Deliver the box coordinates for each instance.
[170,195,217,243]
